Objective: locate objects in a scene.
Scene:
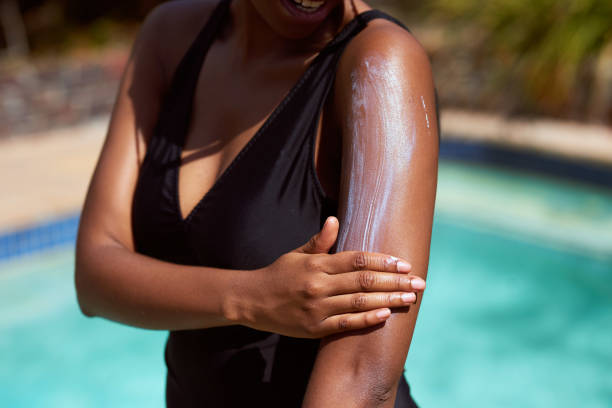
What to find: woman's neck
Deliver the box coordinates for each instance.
[230,0,355,62]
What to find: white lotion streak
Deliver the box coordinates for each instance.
[337,55,417,252]
[421,95,430,129]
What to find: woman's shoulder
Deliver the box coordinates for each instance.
[145,0,219,37]
[332,14,438,140]
[337,15,433,86]
[140,0,221,85]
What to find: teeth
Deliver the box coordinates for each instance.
[292,0,325,12]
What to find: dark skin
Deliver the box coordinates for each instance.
[304,18,438,406]
[75,0,438,406]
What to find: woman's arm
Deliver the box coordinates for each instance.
[74,2,238,330]
[303,24,439,407]
[75,2,424,335]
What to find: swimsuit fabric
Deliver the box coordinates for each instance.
[132,0,419,406]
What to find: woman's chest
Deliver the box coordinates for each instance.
[132,89,338,269]
[132,140,333,269]
[132,43,343,267]
[177,59,341,221]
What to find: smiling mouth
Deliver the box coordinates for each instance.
[290,0,326,13]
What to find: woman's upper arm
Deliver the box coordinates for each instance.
[78,1,218,254]
[303,24,439,406]
[77,6,168,254]
[78,0,219,252]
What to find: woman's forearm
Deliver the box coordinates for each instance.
[74,226,420,336]
[75,238,247,331]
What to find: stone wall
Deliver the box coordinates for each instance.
[0,48,127,137]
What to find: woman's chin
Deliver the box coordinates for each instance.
[279,0,335,25]
[250,0,342,40]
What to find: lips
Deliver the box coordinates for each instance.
[291,0,326,13]
[280,0,332,22]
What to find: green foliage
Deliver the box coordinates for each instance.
[12,0,165,54]
[411,0,612,115]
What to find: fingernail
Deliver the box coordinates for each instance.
[376,309,391,319]
[401,293,416,303]
[397,261,411,273]
[411,278,426,290]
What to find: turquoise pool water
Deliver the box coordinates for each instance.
[1,160,611,407]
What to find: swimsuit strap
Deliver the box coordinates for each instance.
[154,0,232,141]
[317,9,410,58]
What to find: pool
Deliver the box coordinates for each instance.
[1,159,611,407]
[0,249,167,407]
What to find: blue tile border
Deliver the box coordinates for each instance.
[440,139,612,188]
[0,214,80,262]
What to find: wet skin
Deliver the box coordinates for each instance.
[75,0,438,406]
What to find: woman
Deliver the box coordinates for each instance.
[75,0,438,406]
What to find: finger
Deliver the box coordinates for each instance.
[318,308,391,336]
[324,292,417,315]
[295,217,339,254]
[328,251,411,274]
[327,271,426,295]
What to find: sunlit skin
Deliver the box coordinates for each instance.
[304,31,438,406]
[75,0,438,406]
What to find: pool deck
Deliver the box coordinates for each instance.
[0,118,107,232]
[0,110,611,234]
[442,110,612,166]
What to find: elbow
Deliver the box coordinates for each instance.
[364,379,400,407]
[75,288,95,318]
[74,224,128,319]
[77,299,95,318]
[74,263,96,318]
[347,361,404,407]
[74,243,98,318]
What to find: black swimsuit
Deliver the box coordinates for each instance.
[132,0,418,406]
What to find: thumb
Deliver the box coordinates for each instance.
[296,217,339,254]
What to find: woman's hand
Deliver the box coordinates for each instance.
[227,217,426,338]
